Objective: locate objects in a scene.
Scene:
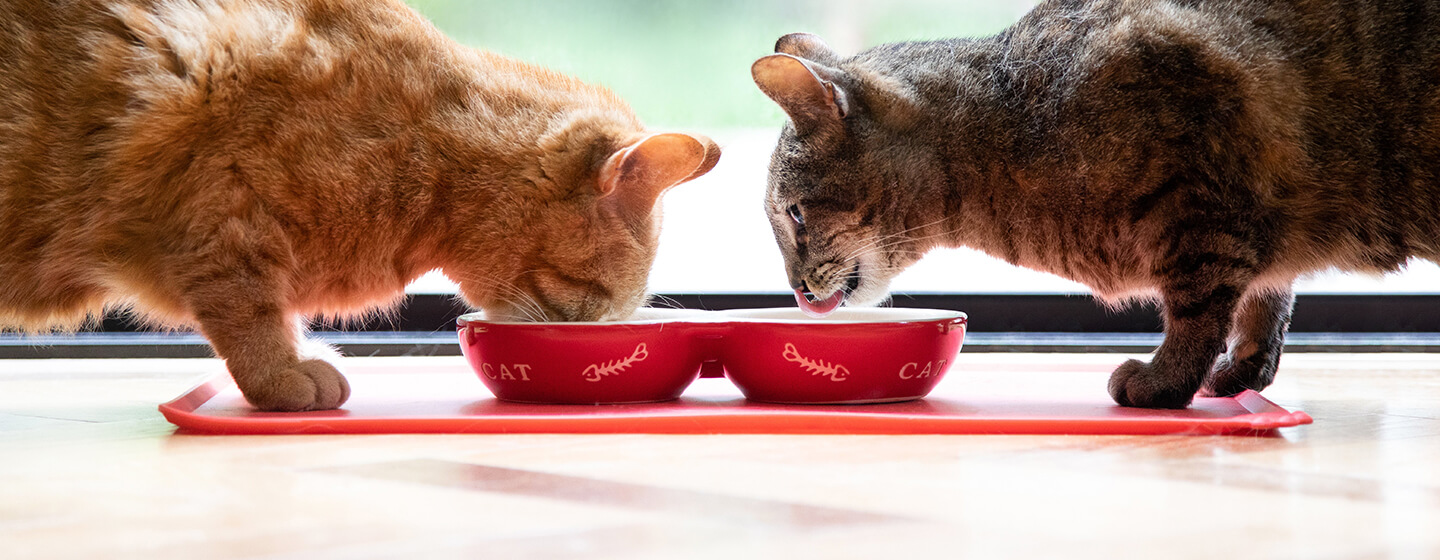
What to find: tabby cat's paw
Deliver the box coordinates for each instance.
[239,359,352,412]
[1107,359,1195,409]
[1200,356,1275,398]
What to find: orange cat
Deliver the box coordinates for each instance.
[0,0,719,411]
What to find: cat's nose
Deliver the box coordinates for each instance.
[796,279,821,299]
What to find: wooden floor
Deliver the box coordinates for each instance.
[2,353,1438,559]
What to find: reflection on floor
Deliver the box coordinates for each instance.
[2,353,1437,559]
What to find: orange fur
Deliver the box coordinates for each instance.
[0,0,719,411]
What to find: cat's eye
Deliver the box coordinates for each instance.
[787,204,805,226]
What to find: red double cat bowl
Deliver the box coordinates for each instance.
[457,307,967,405]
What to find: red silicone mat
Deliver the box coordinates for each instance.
[159,358,1312,435]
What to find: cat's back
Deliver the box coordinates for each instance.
[1002,0,1440,272]
[0,0,452,309]
[0,0,406,185]
[0,0,487,250]
[0,0,115,184]
[1,0,619,195]
[959,0,1440,233]
[1010,0,1440,162]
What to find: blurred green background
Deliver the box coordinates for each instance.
[404,0,1037,128]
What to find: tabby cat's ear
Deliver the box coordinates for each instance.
[752,53,849,135]
[774,33,841,66]
[598,133,720,213]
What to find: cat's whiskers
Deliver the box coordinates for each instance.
[842,220,964,264]
[844,242,928,261]
[497,279,551,323]
[495,270,554,323]
[492,295,536,322]
[465,272,550,323]
[646,293,685,311]
[841,240,932,266]
[869,216,954,243]
[869,227,964,252]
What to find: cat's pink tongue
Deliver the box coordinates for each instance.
[795,289,844,318]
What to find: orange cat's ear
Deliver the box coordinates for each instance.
[752,53,848,135]
[598,133,720,213]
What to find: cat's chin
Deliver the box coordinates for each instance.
[839,280,894,309]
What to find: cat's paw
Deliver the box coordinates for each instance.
[1200,355,1276,397]
[1107,359,1195,409]
[238,359,351,412]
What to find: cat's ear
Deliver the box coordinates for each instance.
[774,33,842,66]
[752,53,849,135]
[598,132,720,213]
[850,68,924,131]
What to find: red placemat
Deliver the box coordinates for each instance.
[159,359,1312,436]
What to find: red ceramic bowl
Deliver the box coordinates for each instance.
[456,308,712,404]
[717,308,968,404]
[456,307,967,405]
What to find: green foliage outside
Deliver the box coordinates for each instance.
[405,0,1034,128]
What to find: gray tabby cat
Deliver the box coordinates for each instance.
[752,0,1440,408]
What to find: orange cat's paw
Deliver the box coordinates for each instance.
[240,359,351,412]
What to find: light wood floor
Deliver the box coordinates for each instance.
[2,353,1438,559]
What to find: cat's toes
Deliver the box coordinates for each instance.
[1200,356,1275,397]
[1107,359,1195,409]
[238,359,351,412]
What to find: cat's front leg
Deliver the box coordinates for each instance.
[190,287,351,412]
[1202,288,1294,397]
[1108,284,1242,409]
